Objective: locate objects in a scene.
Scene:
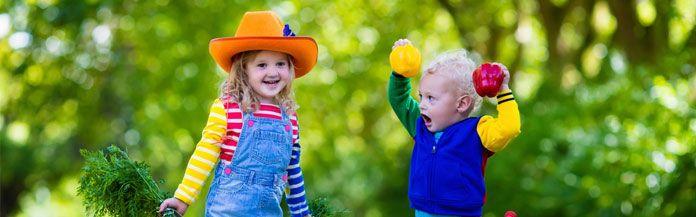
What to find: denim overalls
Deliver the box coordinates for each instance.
[205,110,293,216]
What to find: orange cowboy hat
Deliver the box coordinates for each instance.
[209,11,318,78]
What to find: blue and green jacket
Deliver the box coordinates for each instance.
[387,73,521,216]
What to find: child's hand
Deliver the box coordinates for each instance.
[492,62,510,91]
[389,38,421,77]
[392,38,411,50]
[159,197,188,216]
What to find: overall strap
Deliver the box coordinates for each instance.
[221,97,243,137]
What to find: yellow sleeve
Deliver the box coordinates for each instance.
[174,99,225,205]
[477,89,521,152]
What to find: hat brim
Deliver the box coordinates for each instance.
[209,36,318,78]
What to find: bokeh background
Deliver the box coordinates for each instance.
[2,0,695,216]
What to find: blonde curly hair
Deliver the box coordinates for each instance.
[422,49,482,115]
[220,50,299,113]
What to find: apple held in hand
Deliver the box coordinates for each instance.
[389,43,421,78]
[472,62,505,97]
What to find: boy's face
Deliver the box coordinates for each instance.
[418,72,467,132]
[246,50,292,103]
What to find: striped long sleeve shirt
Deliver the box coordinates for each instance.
[174,99,310,216]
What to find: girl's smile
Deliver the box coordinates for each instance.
[246,51,292,103]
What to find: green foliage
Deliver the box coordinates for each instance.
[1,0,695,216]
[308,197,350,217]
[77,145,174,217]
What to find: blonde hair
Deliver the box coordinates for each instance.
[423,49,482,115]
[220,50,299,113]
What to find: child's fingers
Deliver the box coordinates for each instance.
[493,62,509,75]
[158,201,167,212]
[392,39,412,50]
[493,62,511,86]
[397,39,409,46]
[159,199,176,212]
[392,39,404,50]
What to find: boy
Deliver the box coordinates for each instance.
[388,39,521,217]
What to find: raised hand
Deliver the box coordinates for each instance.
[491,62,510,91]
[389,38,421,78]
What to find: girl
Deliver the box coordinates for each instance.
[159,11,316,217]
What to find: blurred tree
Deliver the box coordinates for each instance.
[1,0,694,216]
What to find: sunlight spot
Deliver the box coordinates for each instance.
[125,129,141,146]
[652,152,675,172]
[563,173,577,186]
[646,173,660,191]
[621,201,633,215]
[592,2,617,37]
[604,115,621,132]
[610,51,626,74]
[9,31,32,49]
[357,27,379,53]
[636,0,657,26]
[272,1,297,18]
[650,76,688,114]
[666,138,686,155]
[561,64,581,90]
[515,18,532,44]
[35,186,51,204]
[8,121,30,144]
[0,14,10,38]
[621,171,636,184]
[45,36,64,55]
[319,69,337,85]
[581,43,606,78]
[92,24,111,45]
[513,69,541,100]
[604,134,618,147]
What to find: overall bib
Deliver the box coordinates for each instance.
[205,110,293,217]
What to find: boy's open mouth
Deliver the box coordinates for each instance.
[422,114,432,125]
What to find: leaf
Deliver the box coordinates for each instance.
[77,145,174,217]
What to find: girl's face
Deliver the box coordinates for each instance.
[246,51,292,103]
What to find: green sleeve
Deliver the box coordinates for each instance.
[387,72,420,138]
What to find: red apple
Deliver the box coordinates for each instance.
[504,210,518,217]
[472,62,505,97]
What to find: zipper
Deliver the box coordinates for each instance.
[427,144,437,199]
[427,131,439,199]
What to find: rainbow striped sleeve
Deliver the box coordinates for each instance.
[286,114,310,217]
[174,99,225,205]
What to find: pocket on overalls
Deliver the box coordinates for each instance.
[251,130,290,166]
[258,183,284,209]
[206,169,251,213]
[215,165,247,195]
